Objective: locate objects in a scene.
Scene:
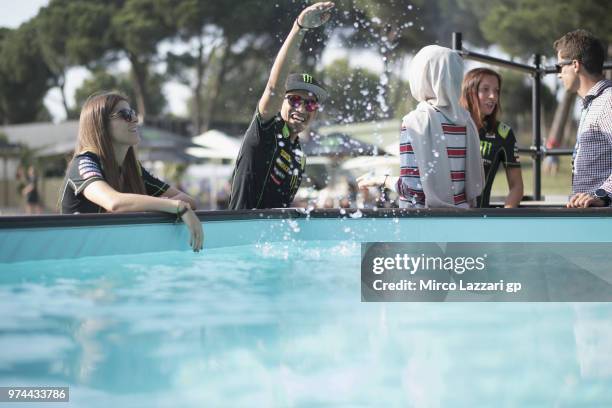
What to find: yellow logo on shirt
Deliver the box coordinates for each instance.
[280,149,291,162]
[276,158,289,173]
[498,122,511,139]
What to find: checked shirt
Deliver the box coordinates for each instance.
[572,79,612,200]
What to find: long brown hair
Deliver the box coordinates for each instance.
[73,91,146,195]
[460,68,502,133]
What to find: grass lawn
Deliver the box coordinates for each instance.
[490,156,573,202]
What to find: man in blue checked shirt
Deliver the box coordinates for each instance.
[553,30,612,208]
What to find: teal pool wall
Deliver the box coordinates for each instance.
[1,208,612,264]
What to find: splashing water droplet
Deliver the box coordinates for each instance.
[349,209,363,219]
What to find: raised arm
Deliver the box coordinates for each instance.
[83,180,203,252]
[258,2,334,121]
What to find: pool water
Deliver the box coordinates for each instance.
[1,240,611,407]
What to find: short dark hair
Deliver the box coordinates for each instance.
[554,29,606,75]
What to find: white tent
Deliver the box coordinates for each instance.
[190,129,241,160]
[186,146,238,160]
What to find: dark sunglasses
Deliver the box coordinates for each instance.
[111,108,138,123]
[286,95,319,112]
[555,60,573,73]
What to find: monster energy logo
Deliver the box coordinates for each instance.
[302,74,313,83]
[480,140,493,156]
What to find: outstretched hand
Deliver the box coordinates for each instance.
[357,173,388,189]
[297,2,335,29]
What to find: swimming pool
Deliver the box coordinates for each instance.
[1,208,612,406]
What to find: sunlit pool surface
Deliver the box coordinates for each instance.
[1,239,611,407]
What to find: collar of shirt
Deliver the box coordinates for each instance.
[582,79,612,110]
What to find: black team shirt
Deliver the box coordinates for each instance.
[478,121,521,207]
[60,151,169,214]
[230,112,306,209]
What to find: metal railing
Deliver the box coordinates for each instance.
[452,32,612,200]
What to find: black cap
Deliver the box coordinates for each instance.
[286,73,328,103]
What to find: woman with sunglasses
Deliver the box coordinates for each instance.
[460,68,524,208]
[59,91,203,252]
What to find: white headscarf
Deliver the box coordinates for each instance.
[409,45,467,124]
[402,45,484,208]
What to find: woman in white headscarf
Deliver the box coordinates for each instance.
[358,45,484,208]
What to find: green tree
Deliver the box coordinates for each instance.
[498,70,556,145]
[167,0,223,133]
[480,0,611,57]
[170,0,325,128]
[73,69,167,116]
[36,0,114,119]
[478,0,612,153]
[320,58,388,123]
[0,24,53,124]
[110,0,176,120]
[331,0,461,118]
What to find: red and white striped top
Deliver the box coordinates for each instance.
[397,113,468,208]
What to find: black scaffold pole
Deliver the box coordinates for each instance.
[532,54,542,201]
[452,32,612,202]
[452,32,536,74]
[452,32,462,52]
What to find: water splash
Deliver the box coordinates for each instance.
[349,209,363,219]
